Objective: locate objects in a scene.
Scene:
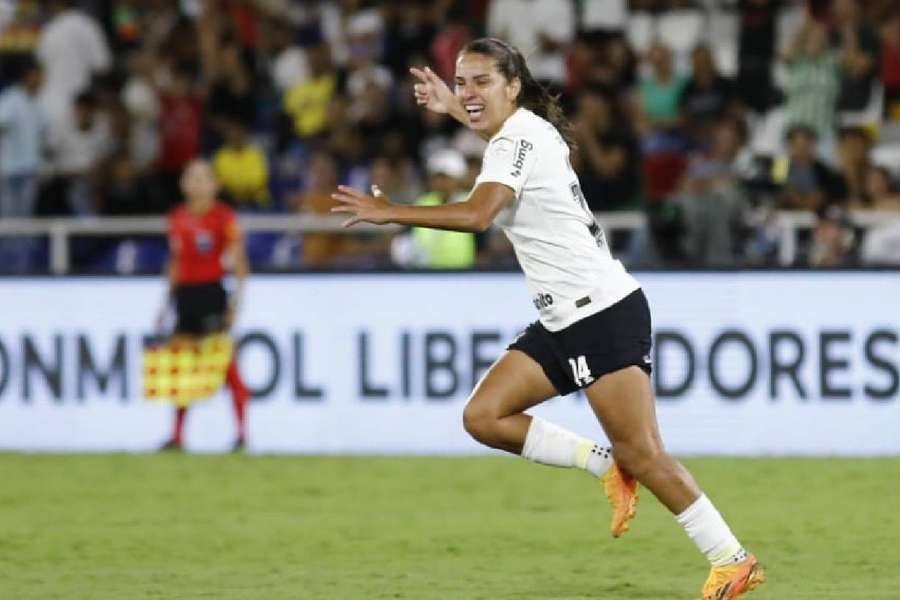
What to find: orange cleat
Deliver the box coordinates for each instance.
[698,554,766,600]
[601,463,638,537]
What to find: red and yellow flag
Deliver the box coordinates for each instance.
[143,334,234,406]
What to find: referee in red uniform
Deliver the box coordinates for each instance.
[159,159,251,451]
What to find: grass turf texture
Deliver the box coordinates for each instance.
[1,455,897,599]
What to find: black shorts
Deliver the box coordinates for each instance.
[508,289,652,396]
[174,282,228,336]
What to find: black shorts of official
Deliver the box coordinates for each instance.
[507,289,652,396]
[174,281,228,336]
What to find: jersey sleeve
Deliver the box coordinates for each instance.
[474,135,539,198]
[222,206,242,245]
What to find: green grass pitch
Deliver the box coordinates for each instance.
[1,454,898,599]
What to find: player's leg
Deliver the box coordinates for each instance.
[462,349,615,479]
[585,367,764,599]
[166,406,188,450]
[225,357,249,449]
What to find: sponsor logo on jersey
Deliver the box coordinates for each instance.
[510,139,533,177]
[532,292,553,310]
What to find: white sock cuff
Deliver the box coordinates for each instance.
[676,493,711,526]
[522,417,558,460]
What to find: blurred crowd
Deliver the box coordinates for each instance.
[2,0,900,273]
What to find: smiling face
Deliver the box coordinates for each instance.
[454,52,521,137]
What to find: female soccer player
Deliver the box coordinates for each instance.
[331,38,764,600]
[159,159,251,451]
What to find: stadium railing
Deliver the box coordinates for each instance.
[0,210,894,273]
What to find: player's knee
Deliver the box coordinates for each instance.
[613,439,665,478]
[462,402,497,445]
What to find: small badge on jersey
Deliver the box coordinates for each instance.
[194,230,213,254]
[491,138,513,156]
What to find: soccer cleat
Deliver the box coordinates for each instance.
[698,554,765,600]
[601,463,638,537]
[158,438,183,452]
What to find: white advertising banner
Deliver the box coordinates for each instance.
[0,273,897,455]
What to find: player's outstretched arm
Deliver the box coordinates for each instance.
[410,66,469,126]
[332,182,513,233]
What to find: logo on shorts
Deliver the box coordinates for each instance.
[642,354,652,365]
[510,139,533,177]
[532,292,553,310]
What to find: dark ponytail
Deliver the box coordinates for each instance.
[460,37,576,151]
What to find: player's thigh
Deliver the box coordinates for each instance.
[466,349,558,419]
[583,365,663,452]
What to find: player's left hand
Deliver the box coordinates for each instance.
[331,185,394,227]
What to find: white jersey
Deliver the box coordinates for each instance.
[474,108,640,331]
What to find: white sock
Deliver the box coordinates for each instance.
[676,494,747,567]
[521,416,613,477]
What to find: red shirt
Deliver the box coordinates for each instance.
[158,93,202,171]
[168,202,240,284]
[882,40,900,88]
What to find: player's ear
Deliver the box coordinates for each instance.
[507,77,521,104]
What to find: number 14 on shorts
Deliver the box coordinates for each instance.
[568,355,594,386]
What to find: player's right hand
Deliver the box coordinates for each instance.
[409,66,454,114]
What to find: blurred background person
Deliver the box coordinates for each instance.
[36,0,111,121]
[39,90,111,218]
[391,148,475,269]
[212,118,270,211]
[808,204,856,267]
[771,124,843,212]
[158,159,250,452]
[0,54,43,273]
[675,116,750,267]
[780,13,839,158]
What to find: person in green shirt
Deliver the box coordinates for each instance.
[390,149,476,268]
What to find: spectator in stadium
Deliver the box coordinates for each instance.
[571,87,642,211]
[486,0,575,87]
[291,151,360,268]
[212,119,270,210]
[676,116,750,267]
[833,126,873,206]
[40,90,112,217]
[772,124,843,211]
[335,38,764,600]
[390,148,475,269]
[264,18,309,94]
[879,9,900,120]
[736,0,781,114]
[381,0,438,80]
[781,14,840,148]
[202,32,256,146]
[0,55,43,272]
[156,63,203,210]
[344,9,391,101]
[36,0,111,121]
[282,40,338,140]
[860,165,900,210]
[120,50,161,174]
[679,45,736,148]
[366,154,420,207]
[635,43,688,137]
[159,159,250,452]
[830,0,880,113]
[808,204,857,267]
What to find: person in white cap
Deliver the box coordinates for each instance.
[391,148,476,269]
[332,38,764,600]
